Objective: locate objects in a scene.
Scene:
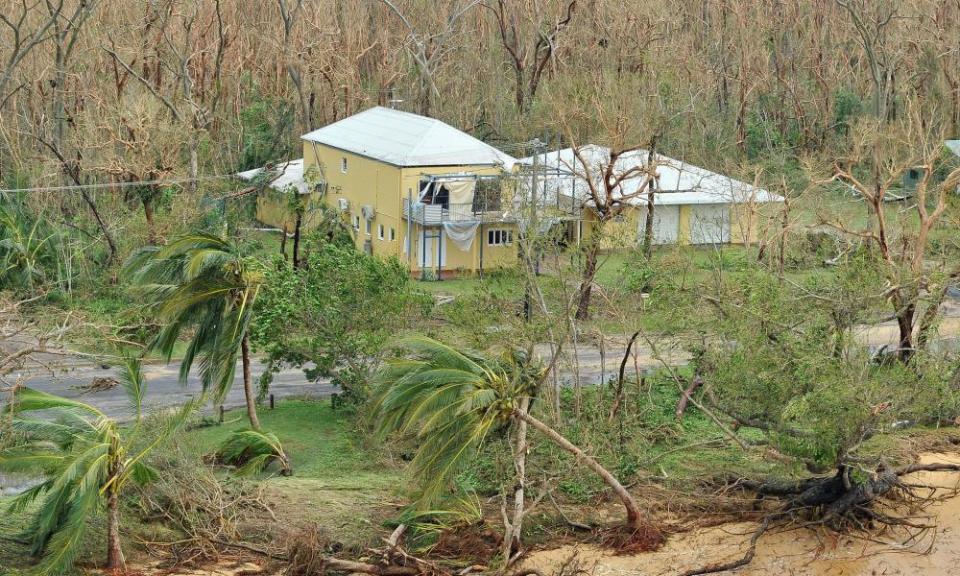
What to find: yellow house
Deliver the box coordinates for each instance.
[251,107,524,278]
[523,145,784,249]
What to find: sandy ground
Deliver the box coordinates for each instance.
[525,452,960,576]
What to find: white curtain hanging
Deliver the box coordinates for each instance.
[444,179,476,206]
[442,221,480,251]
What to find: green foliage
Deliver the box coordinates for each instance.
[0,198,59,290]
[238,93,295,171]
[0,380,198,575]
[373,337,541,510]
[618,254,657,293]
[216,428,292,476]
[125,233,263,404]
[701,267,960,468]
[252,243,429,405]
[833,87,863,134]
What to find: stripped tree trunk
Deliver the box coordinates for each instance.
[576,237,601,320]
[516,409,646,529]
[105,439,125,572]
[502,397,531,565]
[241,335,261,430]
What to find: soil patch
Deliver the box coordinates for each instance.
[524,451,960,575]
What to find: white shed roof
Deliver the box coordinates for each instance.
[236,158,308,194]
[521,145,783,206]
[946,140,960,157]
[302,106,516,169]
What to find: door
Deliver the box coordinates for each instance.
[689,204,730,244]
[637,204,680,245]
[417,229,447,268]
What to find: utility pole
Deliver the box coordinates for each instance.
[523,138,544,321]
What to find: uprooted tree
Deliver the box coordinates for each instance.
[685,264,960,574]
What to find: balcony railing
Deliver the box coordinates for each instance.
[402,198,518,225]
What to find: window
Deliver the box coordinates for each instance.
[365,218,372,236]
[340,157,348,173]
[377,224,384,240]
[487,229,513,246]
[389,227,396,241]
[352,215,360,231]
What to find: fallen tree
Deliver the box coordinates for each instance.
[681,460,960,576]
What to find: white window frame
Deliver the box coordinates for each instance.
[389,227,396,241]
[377,224,384,240]
[340,157,348,173]
[353,215,360,231]
[487,229,513,246]
[365,218,372,236]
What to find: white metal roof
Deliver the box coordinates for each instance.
[302,106,517,169]
[946,140,960,157]
[236,158,309,194]
[520,145,783,206]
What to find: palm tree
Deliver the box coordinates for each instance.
[0,358,198,574]
[0,201,57,289]
[373,337,651,533]
[125,233,264,429]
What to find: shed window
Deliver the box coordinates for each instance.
[487,229,513,246]
[340,157,348,173]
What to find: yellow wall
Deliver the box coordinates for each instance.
[580,202,779,249]
[293,140,517,274]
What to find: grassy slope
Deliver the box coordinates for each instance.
[186,400,407,549]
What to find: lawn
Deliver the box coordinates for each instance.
[183,400,408,550]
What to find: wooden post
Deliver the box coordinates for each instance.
[270,394,275,410]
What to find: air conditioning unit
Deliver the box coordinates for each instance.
[361,204,375,220]
[337,198,350,211]
[314,181,328,194]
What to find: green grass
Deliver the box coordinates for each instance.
[182,399,407,549]
[188,400,400,488]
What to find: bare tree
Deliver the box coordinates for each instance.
[379,0,479,116]
[569,145,656,320]
[825,108,960,362]
[835,0,901,120]
[484,0,577,113]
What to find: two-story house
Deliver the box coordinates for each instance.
[254,106,523,278]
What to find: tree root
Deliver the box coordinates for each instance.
[681,462,960,575]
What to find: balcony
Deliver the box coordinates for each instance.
[402,198,517,225]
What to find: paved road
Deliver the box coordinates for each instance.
[20,360,333,421]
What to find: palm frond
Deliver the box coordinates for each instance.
[216,428,292,476]
[117,353,146,422]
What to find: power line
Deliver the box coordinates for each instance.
[0,174,235,194]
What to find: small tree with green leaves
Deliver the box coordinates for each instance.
[253,244,427,406]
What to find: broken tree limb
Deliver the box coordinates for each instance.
[675,375,703,419]
[609,331,640,422]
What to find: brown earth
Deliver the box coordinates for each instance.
[524,452,960,576]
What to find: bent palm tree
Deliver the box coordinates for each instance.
[373,337,650,531]
[125,233,264,429]
[0,360,198,574]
